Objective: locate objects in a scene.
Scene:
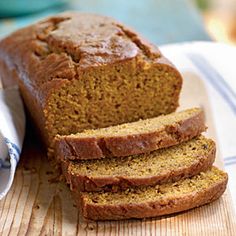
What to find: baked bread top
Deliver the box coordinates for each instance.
[0,12,170,102]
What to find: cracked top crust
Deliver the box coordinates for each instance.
[0,12,167,104]
[46,12,161,68]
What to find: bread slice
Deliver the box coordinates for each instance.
[79,167,228,220]
[55,108,206,160]
[62,136,215,192]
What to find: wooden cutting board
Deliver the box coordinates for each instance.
[0,72,236,236]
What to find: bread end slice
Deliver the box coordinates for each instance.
[79,167,228,220]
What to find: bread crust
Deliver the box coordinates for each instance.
[79,173,228,220]
[55,109,206,160]
[62,139,215,192]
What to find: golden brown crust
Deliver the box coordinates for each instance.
[55,109,206,160]
[61,140,215,192]
[79,174,228,220]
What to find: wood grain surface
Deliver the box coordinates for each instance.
[0,72,236,236]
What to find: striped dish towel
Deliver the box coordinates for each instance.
[0,87,25,199]
[161,41,236,209]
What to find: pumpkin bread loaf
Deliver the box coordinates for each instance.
[0,12,227,222]
[0,12,182,152]
[79,167,228,220]
[62,136,215,192]
[55,108,206,160]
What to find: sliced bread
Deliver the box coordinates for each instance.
[79,167,228,220]
[62,136,215,192]
[55,108,206,160]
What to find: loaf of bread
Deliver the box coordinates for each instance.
[0,12,226,222]
[0,12,182,150]
[79,167,228,220]
[62,136,215,192]
[55,108,205,160]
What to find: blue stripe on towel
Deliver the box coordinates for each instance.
[187,53,236,114]
[224,155,236,161]
[224,155,236,166]
[4,138,20,155]
[3,138,20,163]
[8,149,19,164]
[0,159,11,169]
[225,160,236,166]
[0,139,20,169]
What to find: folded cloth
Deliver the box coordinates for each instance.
[0,87,25,199]
[161,41,236,209]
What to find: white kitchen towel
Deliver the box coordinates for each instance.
[0,87,25,199]
[161,41,236,209]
